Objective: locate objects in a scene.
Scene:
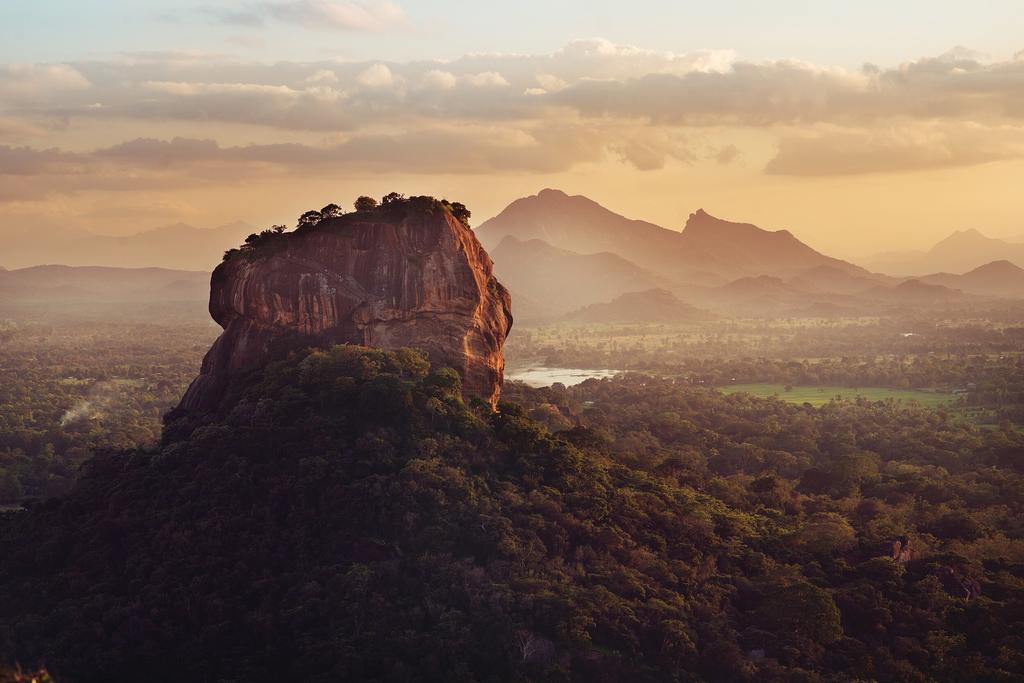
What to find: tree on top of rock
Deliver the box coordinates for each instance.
[297,210,322,228]
[320,203,344,219]
[354,196,379,212]
[449,202,471,226]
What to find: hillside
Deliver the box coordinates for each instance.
[1,346,1023,681]
[490,235,669,318]
[566,288,712,323]
[677,209,872,281]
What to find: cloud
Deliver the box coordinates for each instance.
[5,40,1024,186]
[210,0,406,31]
[16,40,1021,137]
[356,63,397,88]
[463,72,510,88]
[420,70,456,91]
[609,129,696,171]
[0,64,91,105]
[765,122,1024,175]
[0,117,707,203]
[714,144,740,165]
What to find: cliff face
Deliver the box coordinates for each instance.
[179,204,512,411]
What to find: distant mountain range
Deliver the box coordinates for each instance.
[478,189,1024,320]
[864,229,1024,275]
[3,190,1023,323]
[0,264,210,319]
[477,189,869,286]
[1,221,254,271]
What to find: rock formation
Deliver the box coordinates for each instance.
[178,197,512,412]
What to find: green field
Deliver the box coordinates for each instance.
[720,384,957,408]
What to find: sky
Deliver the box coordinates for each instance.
[2,0,1024,260]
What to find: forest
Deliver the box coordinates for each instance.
[0,319,215,504]
[1,344,1022,681]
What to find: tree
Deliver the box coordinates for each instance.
[381,192,404,205]
[297,210,322,228]
[757,580,843,645]
[320,203,344,219]
[450,201,471,225]
[354,196,378,212]
[271,224,287,234]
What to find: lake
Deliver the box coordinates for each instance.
[505,367,618,387]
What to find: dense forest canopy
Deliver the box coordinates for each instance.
[1,345,1022,681]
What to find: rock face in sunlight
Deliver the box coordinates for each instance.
[179,199,513,411]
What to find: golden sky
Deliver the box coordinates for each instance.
[3,3,1024,261]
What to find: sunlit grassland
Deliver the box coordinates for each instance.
[720,383,957,408]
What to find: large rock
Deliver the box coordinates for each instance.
[179,199,512,412]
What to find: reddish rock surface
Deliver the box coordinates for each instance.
[179,202,512,412]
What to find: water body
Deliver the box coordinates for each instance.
[505,367,618,387]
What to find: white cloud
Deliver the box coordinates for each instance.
[420,69,457,90]
[356,63,396,88]
[463,72,510,88]
[303,69,339,84]
[0,64,90,105]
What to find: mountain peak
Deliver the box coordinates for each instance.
[536,188,570,200]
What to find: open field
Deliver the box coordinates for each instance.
[720,383,958,408]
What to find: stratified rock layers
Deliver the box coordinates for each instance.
[179,207,512,411]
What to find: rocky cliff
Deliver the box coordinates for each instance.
[178,197,512,412]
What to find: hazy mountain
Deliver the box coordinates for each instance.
[565,288,713,324]
[918,260,1024,298]
[475,189,690,278]
[865,229,1024,275]
[489,235,668,319]
[860,279,970,306]
[691,271,975,318]
[1,221,254,271]
[677,209,873,282]
[0,264,208,297]
[787,265,894,294]
[477,189,872,286]
[0,264,210,319]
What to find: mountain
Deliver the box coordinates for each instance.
[860,279,970,306]
[477,190,874,286]
[918,260,1024,298]
[489,235,668,319]
[677,209,873,282]
[0,265,209,302]
[0,264,211,320]
[1,221,255,270]
[691,271,975,318]
[565,288,713,323]
[475,189,691,279]
[787,264,894,294]
[181,195,512,412]
[865,229,1024,275]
